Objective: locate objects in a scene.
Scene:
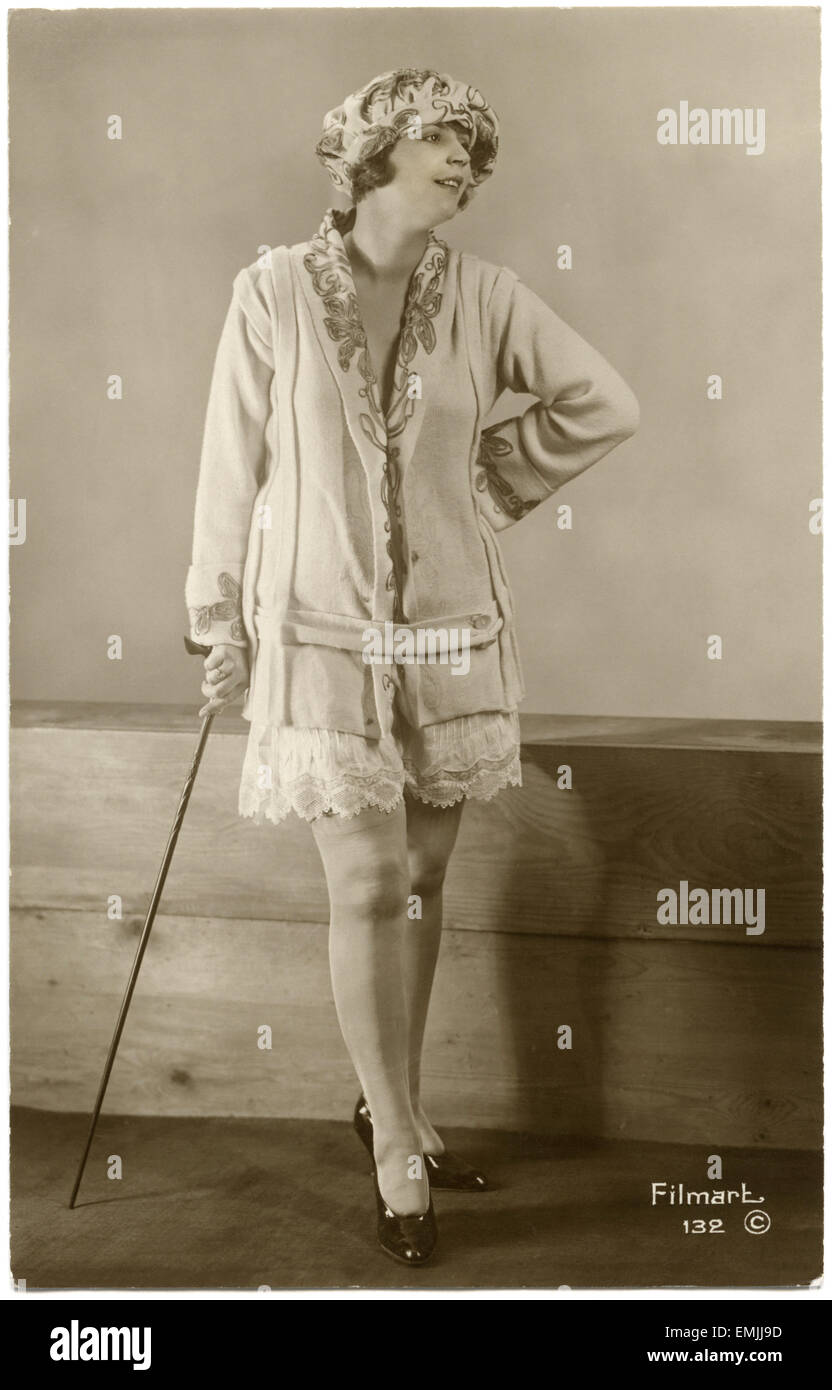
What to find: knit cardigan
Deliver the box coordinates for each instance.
[185,207,640,737]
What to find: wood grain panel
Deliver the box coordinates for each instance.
[11,725,821,944]
[11,910,821,1149]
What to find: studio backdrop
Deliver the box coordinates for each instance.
[9,5,821,720]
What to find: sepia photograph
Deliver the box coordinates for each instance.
[7,3,823,1297]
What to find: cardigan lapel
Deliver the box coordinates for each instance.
[292,208,452,619]
[293,206,451,453]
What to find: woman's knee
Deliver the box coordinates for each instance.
[311,803,410,918]
[338,862,411,920]
[406,805,464,897]
[408,817,461,895]
[408,848,452,899]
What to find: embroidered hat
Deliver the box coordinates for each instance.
[315,67,499,205]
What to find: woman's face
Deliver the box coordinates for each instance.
[383,121,474,222]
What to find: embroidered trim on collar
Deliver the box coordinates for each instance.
[301,206,450,622]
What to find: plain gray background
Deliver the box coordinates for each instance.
[9,6,821,718]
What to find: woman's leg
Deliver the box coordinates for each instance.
[402,790,465,1155]
[309,801,429,1216]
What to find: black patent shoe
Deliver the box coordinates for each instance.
[423,1148,489,1192]
[373,1169,437,1266]
[354,1094,489,1192]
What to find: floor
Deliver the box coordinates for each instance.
[11,1108,822,1291]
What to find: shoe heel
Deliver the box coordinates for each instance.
[353,1094,375,1162]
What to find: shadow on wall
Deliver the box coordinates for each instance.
[474,742,822,1150]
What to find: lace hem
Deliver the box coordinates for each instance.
[239,770,404,826]
[403,746,522,809]
[237,712,522,825]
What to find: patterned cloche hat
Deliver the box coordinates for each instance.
[315,67,499,204]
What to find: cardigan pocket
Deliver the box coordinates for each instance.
[248,604,379,735]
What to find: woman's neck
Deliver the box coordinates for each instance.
[342,203,429,284]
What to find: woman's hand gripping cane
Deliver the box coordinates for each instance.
[199,642,250,717]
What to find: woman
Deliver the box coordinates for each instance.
[185,68,639,1266]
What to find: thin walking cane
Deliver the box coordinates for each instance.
[68,636,218,1209]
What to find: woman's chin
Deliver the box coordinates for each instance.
[430,197,463,226]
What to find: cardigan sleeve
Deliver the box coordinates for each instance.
[185,265,274,647]
[475,266,639,532]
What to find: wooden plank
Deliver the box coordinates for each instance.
[11,701,249,737]
[10,726,327,920]
[11,700,822,753]
[10,727,821,944]
[520,713,821,755]
[10,910,821,1149]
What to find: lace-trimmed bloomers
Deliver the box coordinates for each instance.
[238,700,522,826]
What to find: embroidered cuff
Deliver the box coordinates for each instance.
[474,422,554,531]
[185,565,247,647]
